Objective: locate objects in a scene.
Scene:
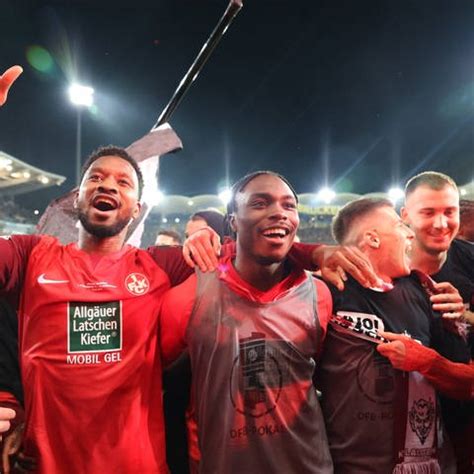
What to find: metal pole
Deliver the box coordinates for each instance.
[75,107,82,186]
[153,0,243,129]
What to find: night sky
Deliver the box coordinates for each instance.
[1,0,474,212]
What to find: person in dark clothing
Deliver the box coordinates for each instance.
[318,197,465,473]
[401,171,473,473]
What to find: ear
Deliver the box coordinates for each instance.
[73,190,80,209]
[132,201,142,220]
[400,206,409,224]
[228,213,237,233]
[362,229,380,249]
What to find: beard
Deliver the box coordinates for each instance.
[78,209,130,238]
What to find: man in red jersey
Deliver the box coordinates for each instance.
[161,171,334,474]
[0,146,199,474]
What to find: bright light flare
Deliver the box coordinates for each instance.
[218,188,232,205]
[69,84,94,107]
[388,187,404,203]
[317,187,336,204]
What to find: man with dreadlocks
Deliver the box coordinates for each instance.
[160,171,334,473]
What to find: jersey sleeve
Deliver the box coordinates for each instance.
[159,275,197,366]
[147,245,194,287]
[401,339,474,400]
[0,235,39,302]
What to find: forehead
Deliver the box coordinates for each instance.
[238,174,296,199]
[406,184,459,210]
[85,155,138,180]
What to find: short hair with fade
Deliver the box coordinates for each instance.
[80,145,144,200]
[332,197,393,244]
[226,170,298,215]
[405,171,458,199]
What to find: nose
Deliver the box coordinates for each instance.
[97,176,118,193]
[269,202,288,220]
[433,214,448,229]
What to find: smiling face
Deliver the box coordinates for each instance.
[230,174,299,265]
[401,184,459,255]
[75,155,141,238]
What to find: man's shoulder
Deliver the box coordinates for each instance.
[0,233,42,254]
[448,238,474,263]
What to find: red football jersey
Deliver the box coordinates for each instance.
[15,236,171,473]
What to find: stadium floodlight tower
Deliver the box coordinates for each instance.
[68,83,94,186]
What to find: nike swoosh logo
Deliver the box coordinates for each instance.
[37,273,69,284]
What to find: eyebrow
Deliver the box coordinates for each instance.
[89,166,133,180]
[418,205,458,211]
[248,192,296,201]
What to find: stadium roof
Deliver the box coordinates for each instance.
[0,150,65,196]
[149,181,474,216]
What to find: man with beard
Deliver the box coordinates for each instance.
[317,197,464,473]
[0,146,201,473]
[401,172,473,473]
[160,172,333,473]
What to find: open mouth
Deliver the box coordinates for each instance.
[92,195,119,212]
[261,227,290,240]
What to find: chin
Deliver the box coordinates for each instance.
[257,253,287,266]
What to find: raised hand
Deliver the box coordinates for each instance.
[0,66,23,106]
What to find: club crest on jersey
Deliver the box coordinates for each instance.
[125,273,150,296]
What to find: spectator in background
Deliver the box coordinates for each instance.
[185,209,226,242]
[458,199,474,243]
[155,229,182,246]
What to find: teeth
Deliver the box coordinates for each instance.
[262,227,287,237]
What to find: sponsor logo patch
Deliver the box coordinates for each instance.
[331,311,386,343]
[68,301,122,353]
[230,332,283,418]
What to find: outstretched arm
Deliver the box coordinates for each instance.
[377,331,473,400]
[0,66,23,106]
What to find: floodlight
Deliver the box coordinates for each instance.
[68,84,94,107]
[317,187,336,204]
[218,188,232,205]
[388,187,404,203]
